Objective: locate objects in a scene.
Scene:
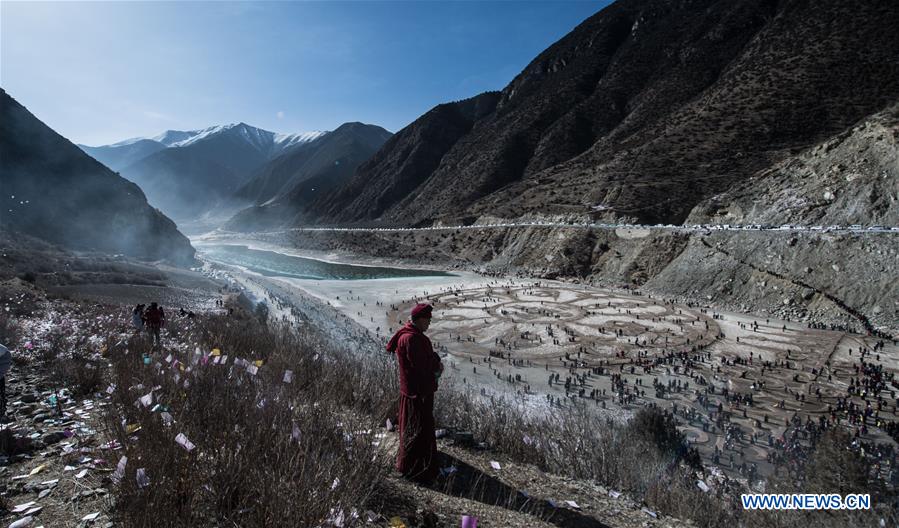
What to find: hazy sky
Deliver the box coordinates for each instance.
[1,1,609,146]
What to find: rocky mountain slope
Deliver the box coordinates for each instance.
[311,93,500,224]
[310,0,899,227]
[226,122,392,231]
[688,104,899,227]
[0,89,196,266]
[260,224,898,334]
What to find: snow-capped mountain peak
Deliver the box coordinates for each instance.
[151,129,203,146]
[107,136,159,148]
[165,123,243,148]
[162,123,325,155]
[95,124,329,162]
[273,130,327,149]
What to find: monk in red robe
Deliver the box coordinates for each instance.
[386,303,443,483]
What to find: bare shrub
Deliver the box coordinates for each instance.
[54,354,105,396]
[103,313,390,527]
[435,388,734,524]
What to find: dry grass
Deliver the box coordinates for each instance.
[101,311,396,527]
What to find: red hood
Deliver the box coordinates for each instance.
[386,322,419,353]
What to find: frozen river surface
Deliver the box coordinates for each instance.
[200,244,454,281]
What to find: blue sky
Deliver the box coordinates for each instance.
[1,1,609,146]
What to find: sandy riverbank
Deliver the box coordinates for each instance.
[194,237,899,478]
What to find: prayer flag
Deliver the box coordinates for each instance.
[136,468,150,488]
[175,433,195,451]
[112,456,127,484]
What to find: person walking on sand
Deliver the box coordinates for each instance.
[386,303,443,484]
[144,302,166,347]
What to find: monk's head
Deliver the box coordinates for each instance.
[411,303,433,332]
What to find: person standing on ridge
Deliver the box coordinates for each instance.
[144,302,166,347]
[386,303,443,484]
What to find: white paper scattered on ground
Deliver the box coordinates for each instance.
[609,490,621,498]
[489,461,501,470]
[112,456,128,484]
[246,364,258,376]
[139,392,153,407]
[75,469,88,479]
[175,432,195,451]
[283,370,293,383]
[82,512,101,521]
[11,502,37,513]
[8,516,33,528]
[136,468,150,488]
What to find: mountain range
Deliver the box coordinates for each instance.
[80,122,390,223]
[0,89,195,265]
[225,122,393,231]
[79,124,330,220]
[79,126,326,172]
[300,0,899,228]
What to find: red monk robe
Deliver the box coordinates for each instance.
[386,321,443,482]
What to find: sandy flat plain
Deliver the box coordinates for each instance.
[195,237,899,479]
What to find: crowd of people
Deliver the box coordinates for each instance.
[131,302,167,346]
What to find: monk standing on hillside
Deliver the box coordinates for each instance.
[386,303,443,483]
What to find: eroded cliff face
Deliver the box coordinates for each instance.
[258,225,896,336]
[688,105,899,227]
